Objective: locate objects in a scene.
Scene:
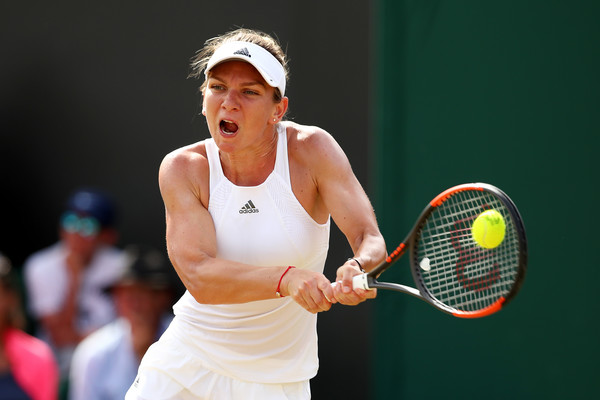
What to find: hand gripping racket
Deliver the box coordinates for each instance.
[353,183,527,318]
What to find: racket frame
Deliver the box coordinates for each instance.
[353,183,527,318]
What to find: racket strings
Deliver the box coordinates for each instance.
[415,190,520,312]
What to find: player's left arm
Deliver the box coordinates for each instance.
[308,128,387,304]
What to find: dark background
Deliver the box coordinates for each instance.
[0,1,373,398]
[373,1,599,399]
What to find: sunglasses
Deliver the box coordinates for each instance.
[60,212,101,237]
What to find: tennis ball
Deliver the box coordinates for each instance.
[471,210,506,249]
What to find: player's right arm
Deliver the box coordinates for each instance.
[158,144,333,312]
[158,144,217,298]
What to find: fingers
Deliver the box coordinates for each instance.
[320,281,336,304]
[298,289,332,313]
[332,284,377,305]
[331,261,376,305]
[295,284,332,313]
[285,270,333,313]
[332,283,363,305]
[284,267,376,312]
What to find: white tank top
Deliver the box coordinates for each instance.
[170,123,330,383]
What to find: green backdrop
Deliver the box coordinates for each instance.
[372,1,599,399]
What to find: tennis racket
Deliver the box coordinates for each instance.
[351,182,527,318]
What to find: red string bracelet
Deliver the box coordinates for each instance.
[276,266,295,297]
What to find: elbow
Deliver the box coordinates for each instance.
[169,250,216,304]
[186,281,220,304]
[176,271,220,305]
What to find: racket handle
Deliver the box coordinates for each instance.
[330,274,371,290]
[352,273,371,290]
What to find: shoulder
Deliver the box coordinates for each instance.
[284,121,350,171]
[160,141,209,175]
[159,141,210,189]
[75,320,126,356]
[71,321,127,380]
[159,140,211,208]
[4,329,59,395]
[23,243,64,282]
[88,246,126,281]
[93,245,124,261]
[4,328,57,367]
[24,243,62,270]
[284,121,336,148]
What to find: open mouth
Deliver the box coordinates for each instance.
[220,120,239,135]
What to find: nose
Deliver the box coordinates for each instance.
[222,90,240,111]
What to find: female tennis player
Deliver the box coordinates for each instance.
[126,28,386,400]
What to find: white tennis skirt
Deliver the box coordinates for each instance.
[124,331,310,400]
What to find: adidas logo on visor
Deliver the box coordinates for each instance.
[233,47,251,58]
[239,200,259,214]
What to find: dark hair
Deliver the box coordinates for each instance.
[189,28,289,103]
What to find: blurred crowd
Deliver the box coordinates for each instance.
[0,188,181,400]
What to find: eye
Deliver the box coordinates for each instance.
[209,84,225,91]
[243,89,259,95]
[79,218,100,237]
[60,212,79,233]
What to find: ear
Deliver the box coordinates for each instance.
[272,96,289,123]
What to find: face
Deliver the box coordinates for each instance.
[202,60,288,155]
[59,212,117,257]
[113,284,167,325]
[60,226,101,257]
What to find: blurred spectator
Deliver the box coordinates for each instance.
[69,244,177,400]
[0,252,59,400]
[23,188,126,387]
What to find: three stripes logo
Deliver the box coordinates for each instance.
[239,200,259,214]
[233,47,251,58]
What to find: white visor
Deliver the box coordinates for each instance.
[205,41,286,97]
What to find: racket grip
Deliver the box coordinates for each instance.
[352,273,371,290]
[330,273,372,290]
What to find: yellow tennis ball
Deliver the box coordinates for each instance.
[471,210,506,249]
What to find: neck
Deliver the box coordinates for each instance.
[220,126,279,186]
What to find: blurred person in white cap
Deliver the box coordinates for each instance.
[23,188,125,393]
[126,28,386,400]
[69,244,178,400]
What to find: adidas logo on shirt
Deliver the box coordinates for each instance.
[239,200,259,214]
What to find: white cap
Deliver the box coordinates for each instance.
[205,41,286,97]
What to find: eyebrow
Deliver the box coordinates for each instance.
[208,73,267,89]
